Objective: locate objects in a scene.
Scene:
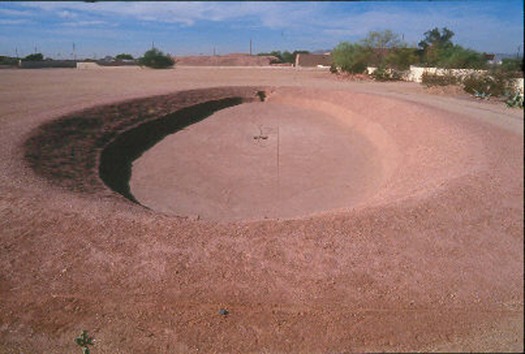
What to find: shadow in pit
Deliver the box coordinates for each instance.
[99,97,245,203]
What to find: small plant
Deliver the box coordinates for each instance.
[75,330,94,354]
[504,91,524,108]
[463,71,516,99]
[256,91,266,101]
[473,89,491,100]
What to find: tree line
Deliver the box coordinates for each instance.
[331,27,523,75]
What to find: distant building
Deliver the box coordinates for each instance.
[484,53,496,65]
[295,53,332,68]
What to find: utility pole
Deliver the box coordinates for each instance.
[249,38,252,56]
[73,42,76,60]
[15,47,19,58]
[152,40,155,49]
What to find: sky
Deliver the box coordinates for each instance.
[0,1,523,59]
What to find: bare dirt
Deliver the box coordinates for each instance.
[0,67,523,353]
[130,99,383,221]
[174,54,279,67]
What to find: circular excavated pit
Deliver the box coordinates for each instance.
[130,101,383,221]
[13,73,524,353]
[23,86,485,224]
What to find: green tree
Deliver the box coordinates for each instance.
[418,27,455,66]
[281,51,295,63]
[115,53,134,60]
[23,53,44,61]
[362,30,402,49]
[138,48,174,69]
[385,47,419,70]
[438,45,487,69]
[500,57,524,74]
[331,42,369,74]
[418,27,454,51]
[360,30,417,70]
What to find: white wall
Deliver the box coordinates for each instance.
[76,62,101,69]
[406,66,487,83]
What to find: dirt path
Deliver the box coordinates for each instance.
[0,67,523,353]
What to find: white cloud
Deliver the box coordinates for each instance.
[61,20,110,28]
[0,8,34,17]
[58,10,78,19]
[3,1,523,54]
[15,2,324,28]
[0,19,31,25]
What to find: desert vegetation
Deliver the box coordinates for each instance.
[23,52,44,61]
[115,53,134,60]
[138,48,174,69]
[331,27,496,77]
[330,27,523,106]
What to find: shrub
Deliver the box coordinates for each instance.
[138,48,174,69]
[462,72,511,97]
[370,66,404,81]
[504,91,524,108]
[498,57,524,77]
[385,47,419,71]
[23,53,44,61]
[0,56,18,66]
[439,45,487,69]
[331,42,369,74]
[115,53,134,60]
[421,71,458,86]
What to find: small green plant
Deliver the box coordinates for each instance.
[473,89,491,100]
[504,91,524,108]
[75,330,94,354]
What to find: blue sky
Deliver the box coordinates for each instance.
[0,1,523,59]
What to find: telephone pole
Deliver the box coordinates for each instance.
[249,38,252,55]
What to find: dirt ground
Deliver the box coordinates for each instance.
[0,67,523,353]
[174,54,279,67]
